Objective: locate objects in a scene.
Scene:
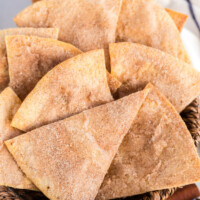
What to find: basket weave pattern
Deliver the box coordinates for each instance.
[1,98,199,200]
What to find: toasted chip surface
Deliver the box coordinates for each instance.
[14,0,121,52]
[0,46,7,92]
[6,35,81,99]
[0,28,59,92]
[97,84,200,199]
[0,87,36,190]
[32,0,186,33]
[106,72,121,95]
[6,89,149,200]
[116,0,190,63]
[6,35,118,99]
[165,8,188,32]
[110,42,200,112]
[12,50,113,132]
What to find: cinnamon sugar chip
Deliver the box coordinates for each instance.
[110,42,200,112]
[165,8,188,32]
[5,89,149,200]
[11,50,113,132]
[6,35,118,100]
[106,72,121,95]
[31,1,187,33]
[14,0,121,52]
[0,87,36,190]
[97,84,200,199]
[116,0,190,63]
[6,35,81,100]
[0,28,59,92]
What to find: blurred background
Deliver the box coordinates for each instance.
[0,0,30,29]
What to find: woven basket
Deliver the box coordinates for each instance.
[0,98,199,200]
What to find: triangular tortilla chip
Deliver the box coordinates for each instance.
[97,83,200,200]
[116,0,190,63]
[165,8,188,32]
[14,0,122,52]
[0,28,59,92]
[6,35,81,99]
[5,88,149,200]
[110,42,200,112]
[0,87,36,190]
[32,0,186,33]
[11,49,113,132]
[6,35,119,99]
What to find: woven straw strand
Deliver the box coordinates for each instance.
[181,98,200,146]
[0,186,21,200]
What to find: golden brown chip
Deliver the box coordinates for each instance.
[0,46,8,92]
[165,8,188,32]
[12,49,113,132]
[110,42,200,112]
[97,83,200,199]
[0,28,59,92]
[6,88,149,200]
[6,35,81,99]
[106,72,121,95]
[6,35,120,99]
[14,0,121,52]
[116,0,190,63]
[0,87,36,190]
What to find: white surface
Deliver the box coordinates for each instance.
[181,29,200,71]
